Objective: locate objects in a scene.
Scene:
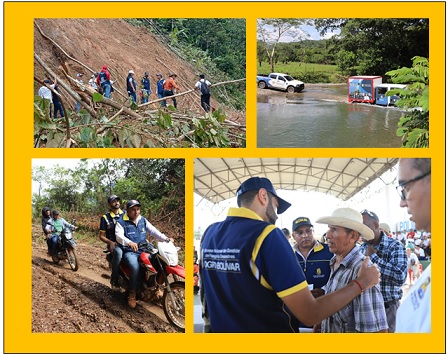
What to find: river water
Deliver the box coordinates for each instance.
[257,84,404,148]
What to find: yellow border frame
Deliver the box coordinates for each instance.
[4,1,445,353]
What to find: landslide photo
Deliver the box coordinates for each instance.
[34,18,246,148]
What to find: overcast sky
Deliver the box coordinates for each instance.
[260,23,339,42]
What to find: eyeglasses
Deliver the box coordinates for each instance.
[360,209,379,221]
[396,170,431,200]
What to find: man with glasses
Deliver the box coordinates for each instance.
[360,209,407,332]
[395,158,431,332]
[200,177,381,332]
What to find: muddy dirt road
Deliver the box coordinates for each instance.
[32,233,181,333]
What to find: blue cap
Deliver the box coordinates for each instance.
[236,177,291,214]
[126,199,141,209]
[292,217,313,231]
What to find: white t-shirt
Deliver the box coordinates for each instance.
[407,252,419,268]
[415,248,425,258]
[396,265,431,332]
[38,84,55,103]
[195,79,211,95]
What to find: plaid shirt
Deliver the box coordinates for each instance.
[321,245,388,333]
[359,232,408,302]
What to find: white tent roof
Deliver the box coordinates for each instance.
[194,158,399,203]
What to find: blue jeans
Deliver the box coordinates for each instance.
[141,89,150,103]
[102,83,111,98]
[47,235,60,255]
[122,251,140,292]
[53,101,64,118]
[110,245,123,283]
[128,91,136,103]
[158,93,166,107]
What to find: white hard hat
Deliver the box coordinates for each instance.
[129,70,135,74]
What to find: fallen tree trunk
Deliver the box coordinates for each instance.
[34,19,127,99]
[139,78,245,108]
[35,53,98,118]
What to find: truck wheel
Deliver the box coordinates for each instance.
[287,86,295,93]
[258,81,267,89]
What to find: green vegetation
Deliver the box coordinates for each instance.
[257,19,308,73]
[258,18,428,83]
[34,96,244,148]
[32,159,185,222]
[127,18,246,110]
[314,19,429,76]
[257,61,341,83]
[386,56,429,148]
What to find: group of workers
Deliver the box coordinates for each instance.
[38,66,212,114]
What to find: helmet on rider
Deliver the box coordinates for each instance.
[42,207,51,217]
[107,195,120,204]
[126,199,141,209]
[52,210,60,217]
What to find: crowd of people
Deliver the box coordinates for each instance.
[199,158,431,333]
[38,65,213,116]
[41,195,174,309]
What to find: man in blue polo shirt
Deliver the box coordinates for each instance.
[115,199,173,308]
[200,176,381,332]
[292,216,333,296]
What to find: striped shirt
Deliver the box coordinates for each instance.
[359,232,408,302]
[321,245,388,333]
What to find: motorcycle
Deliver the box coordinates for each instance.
[51,219,79,271]
[106,241,185,331]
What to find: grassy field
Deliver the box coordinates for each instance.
[257,61,345,83]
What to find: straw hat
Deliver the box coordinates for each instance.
[379,222,391,233]
[316,208,374,240]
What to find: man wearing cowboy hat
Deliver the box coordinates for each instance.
[359,209,407,332]
[162,73,180,108]
[315,207,388,332]
[200,177,381,333]
[395,158,431,332]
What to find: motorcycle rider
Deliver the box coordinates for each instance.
[115,199,174,309]
[41,207,52,255]
[45,210,76,257]
[99,195,125,292]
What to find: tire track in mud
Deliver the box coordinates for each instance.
[32,245,177,333]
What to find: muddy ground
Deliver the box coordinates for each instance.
[31,224,182,333]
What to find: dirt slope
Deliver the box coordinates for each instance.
[32,224,182,333]
[34,18,243,119]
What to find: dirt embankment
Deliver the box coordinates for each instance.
[32,224,181,333]
[34,18,244,123]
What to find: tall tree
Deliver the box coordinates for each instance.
[314,18,429,76]
[257,19,308,73]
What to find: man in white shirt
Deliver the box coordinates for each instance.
[37,79,54,118]
[395,158,431,333]
[195,74,212,112]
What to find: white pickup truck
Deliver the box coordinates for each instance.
[257,72,305,93]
